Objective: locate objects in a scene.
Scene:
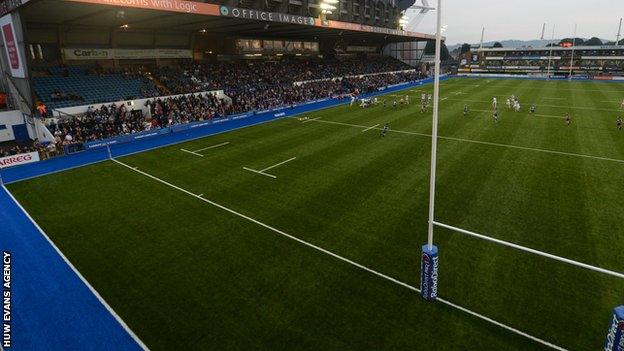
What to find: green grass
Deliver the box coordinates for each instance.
[9,77,624,350]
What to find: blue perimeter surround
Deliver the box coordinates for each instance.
[0,185,142,350]
[3,74,624,349]
[0,77,440,350]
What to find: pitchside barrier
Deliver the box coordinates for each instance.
[0,76,443,184]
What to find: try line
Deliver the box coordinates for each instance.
[180,141,230,157]
[111,158,567,351]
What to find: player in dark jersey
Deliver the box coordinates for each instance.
[463,105,469,117]
[617,117,623,131]
[565,113,571,126]
[381,123,389,137]
[493,109,499,122]
[530,105,536,114]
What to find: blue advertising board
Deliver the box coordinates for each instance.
[420,244,439,301]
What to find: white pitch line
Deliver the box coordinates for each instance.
[260,157,297,173]
[437,297,566,351]
[433,221,624,279]
[473,85,624,93]
[302,117,322,124]
[194,141,230,152]
[362,124,380,132]
[1,185,150,350]
[534,114,566,120]
[180,149,204,157]
[242,167,277,179]
[543,97,566,100]
[469,110,564,119]
[307,118,624,164]
[198,194,204,197]
[446,98,622,112]
[110,159,568,351]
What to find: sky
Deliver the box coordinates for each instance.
[414,0,624,45]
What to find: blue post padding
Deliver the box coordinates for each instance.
[420,244,439,301]
[605,306,624,351]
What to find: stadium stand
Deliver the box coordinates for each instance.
[43,62,425,149]
[459,45,624,77]
[32,66,161,110]
[154,57,415,94]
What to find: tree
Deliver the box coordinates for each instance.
[460,43,472,55]
[585,37,603,46]
[559,38,585,46]
[492,42,503,48]
[424,40,450,61]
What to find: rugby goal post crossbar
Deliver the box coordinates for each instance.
[432,221,624,280]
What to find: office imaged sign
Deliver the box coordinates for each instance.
[219,6,315,26]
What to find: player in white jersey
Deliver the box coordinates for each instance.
[514,102,521,112]
[360,98,372,108]
[350,94,356,106]
[421,93,427,104]
[405,95,410,104]
[492,97,497,109]
[506,98,512,109]
[621,98,624,109]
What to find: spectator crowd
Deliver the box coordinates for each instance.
[39,57,426,152]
